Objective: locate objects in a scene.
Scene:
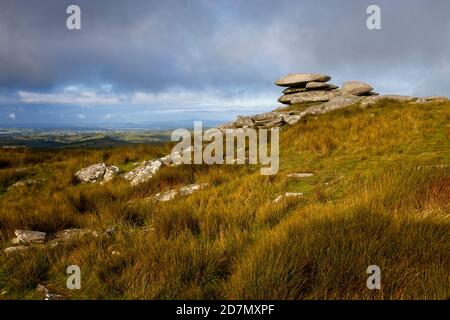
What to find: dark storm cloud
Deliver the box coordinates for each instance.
[0,0,449,125]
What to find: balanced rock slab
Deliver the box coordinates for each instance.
[275,73,331,87]
[278,90,339,105]
[282,87,308,94]
[306,82,338,91]
[341,81,374,96]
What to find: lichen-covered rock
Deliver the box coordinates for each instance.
[341,81,374,96]
[278,90,339,105]
[273,192,303,203]
[305,82,338,90]
[49,228,100,247]
[124,160,163,186]
[287,173,314,178]
[75,163,119,183]
[275,73,331,87]
[154,183,208,202]
[12,230,46,244]
[361,95,418,108]
[283,114,302,125]
[303,95,364,115]
[235,116,254,128]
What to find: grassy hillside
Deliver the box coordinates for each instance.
[0,99,449,299]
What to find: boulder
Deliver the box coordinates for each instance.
[415,96,449,104]
[124,160,163,186]
[423,96,448,101]
[282,87,308,94]
[305,82,338,91]
[275,73,331,87]
[12,230,46,244]
[235,116,254,128]
[278,90,339,105]
[49,228,99,247]
[341,81,374,96]
[36,285,63,300]
[154,183,208,202]
[273,192,303,203]
[252,112,286,128]
[75,163,119,183]
[103,166,120,182]
[283,114,302,126]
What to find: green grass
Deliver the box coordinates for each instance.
[0,99,449,300]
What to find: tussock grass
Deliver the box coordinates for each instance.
[0,100,449,299]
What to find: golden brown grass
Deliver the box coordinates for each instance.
[0,99,449,299]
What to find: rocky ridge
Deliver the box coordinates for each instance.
[73,73,448,186]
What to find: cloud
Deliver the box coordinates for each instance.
[0,0,449,126]
[16,86,277,111]
[18,86,123,106]
[8,113,16,120]
[75,114,86,120]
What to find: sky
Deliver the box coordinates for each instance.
[1,0,450,127]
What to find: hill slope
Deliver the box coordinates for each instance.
[0,99,449,299]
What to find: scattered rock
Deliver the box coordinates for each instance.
[124,160,163,186]
[415,96,449,104]
[12,230,46,244]
[278,90,339,105]
[4,245,29,254]
[235,116,255,128]
[103,166,120,182]
[51,228,99,246]
[287,173,314,178]
[75,163,119,183]
[361,95,418,108]
[36,285,63,300]
[9,179,40,189]
[273,192,303,203]
[154,183,208,202]
[341,81,374,96]
[283,114,302,125]
[275,73,331,87]
[304,95,364,115]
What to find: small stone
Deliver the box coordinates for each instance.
[287,173,314,178]
[283,114,302,125]
[13,230,46,244]
[273,192,303,203]
[154,183,208,202]
[4,245,29,254]
[278,90,339,105]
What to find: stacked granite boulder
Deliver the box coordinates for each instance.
[276,73,377,105]
[216,73,382,131]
